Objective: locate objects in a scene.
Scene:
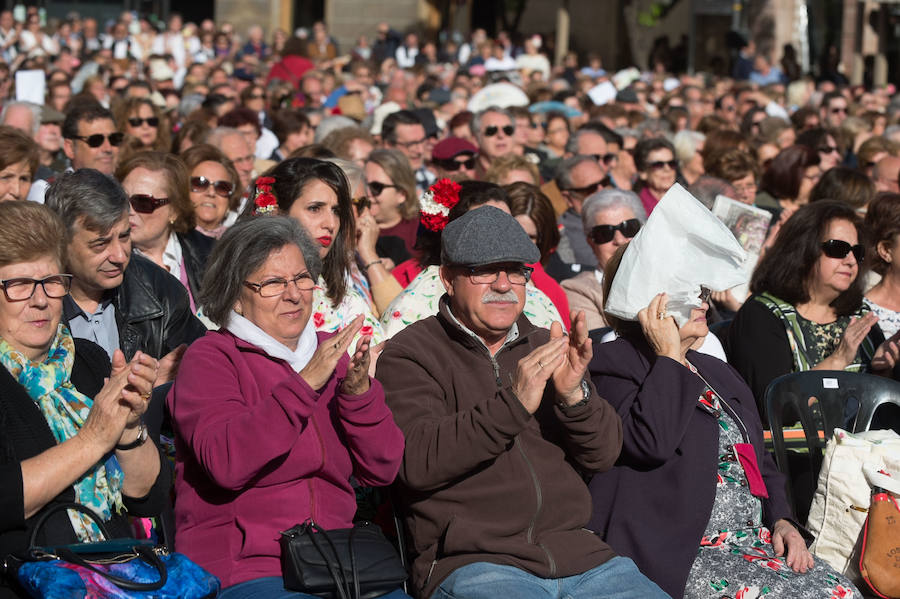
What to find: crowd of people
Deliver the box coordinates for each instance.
[1,7,899,599]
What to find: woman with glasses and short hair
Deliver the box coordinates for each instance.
[181,144,242,238]
[0,201,167,599]
[112,97,169,153]
[560,189,646,331]
[115,152,214,313]
[728,200,900,419]
[633,137,678,216]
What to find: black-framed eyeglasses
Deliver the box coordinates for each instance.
[465,265,533,285]
[0,274,72,301]
[590,218,641,244]
[244,272,316,297]
[436,156,476,171]
[394,137,426,149]
[698,286,712,304]
[588,153,618,166]
[564,179,606,196]
[191,176,235,198]
[69,132,125,148]
[367,181,398,197]
[483,125,514,137]
[821,239,864,263]
[129,194,170,214]
[647,159,678,171]
[817,145,839,155]
[127,116,159,128]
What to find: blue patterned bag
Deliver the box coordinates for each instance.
[10,503,219,599]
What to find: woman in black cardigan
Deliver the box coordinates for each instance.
[587,244,859,599]
[0,202,167,598]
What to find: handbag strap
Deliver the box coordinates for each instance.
[55,544,168,592]
[28,502,112,548]
[348,525,360,599]
[304,522,352,599]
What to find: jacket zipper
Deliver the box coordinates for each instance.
[308,415,327,522]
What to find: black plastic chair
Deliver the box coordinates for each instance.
[764,370,900,524]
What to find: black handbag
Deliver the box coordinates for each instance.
[279,521,407,599]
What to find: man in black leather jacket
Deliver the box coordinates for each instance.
[46,169,206,384]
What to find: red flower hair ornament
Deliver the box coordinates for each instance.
[419,178,462,232]
[252,176,277,215]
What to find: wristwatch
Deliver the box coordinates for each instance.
[558,380,591,410]
[115,420,148,451]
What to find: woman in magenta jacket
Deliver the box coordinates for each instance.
[167,216,405,598]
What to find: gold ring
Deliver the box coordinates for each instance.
[657,311,666,320]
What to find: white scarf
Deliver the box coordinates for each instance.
[225,310,318,372]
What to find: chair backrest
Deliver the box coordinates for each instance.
[708,318,732,348]
[764,370,900,524]
[853,376,900,433]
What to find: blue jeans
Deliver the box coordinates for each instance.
[431,558,671,599]
[218,576,412,599]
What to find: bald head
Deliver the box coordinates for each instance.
[874,155,900,194]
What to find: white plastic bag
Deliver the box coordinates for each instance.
[604,184,748,326]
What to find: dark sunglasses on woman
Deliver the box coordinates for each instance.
[590,218,641,244]
[821,239,864,263]
[129,194,170,214]
[483,125,514,137]
[367,181,398,197]
[436,156,476,171]
[647,160,678,171]
[127,117,159,128]
[191,176,235,198]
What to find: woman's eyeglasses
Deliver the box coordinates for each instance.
[127,116,159,128]
[590,218,641,244]
[129,194,170,214]
[817,145,840,155]
[436,156,476,171]
[367,181,398,197]
[821,239,864,263]
[647,160,678,171]
[244,272,316,297]
[70,132,125,148]
[191,176,235,198]
[0,274,72,301]
[482,125,514,137]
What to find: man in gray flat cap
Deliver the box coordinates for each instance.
[376,206,668,599]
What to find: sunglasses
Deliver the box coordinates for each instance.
[127,116,159,128]
[247,93,265,100]
[647,159,678,171]
[70,132,125,148]
[367,181,398,197]
[565,179,606,196]
[483,125,514,137]
[353,197,371,214]
[818,145,840,155]
[821,239,864,263]
[589,153,618,165]
[437,156,476,171]
[191,176,235,198]
[129,194,170,214]
[830,107,848,114]
[590,218,641,244]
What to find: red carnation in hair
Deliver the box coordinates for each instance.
[431,178,461,209]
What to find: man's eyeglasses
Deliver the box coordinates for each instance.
[244,272,316,297]
[483,125,514,137]
[590,218,641,244]
[647,159,678,171]
[466,265,533,285]
[821,239,864,263]
[830,107,848,114]
[129,194,170,214]
[127,117,159,128]
[247,93,265,100]
[395,138,426,149]
[436,156,476,171]
[367,181,398,197]
[0,274,72,302]
[69,132,125,148]
[588,153,618,166]
[191,176,235,198]
[564,179,606,196]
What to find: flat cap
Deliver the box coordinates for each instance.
[441,205,540,267]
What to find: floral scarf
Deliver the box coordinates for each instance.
[0,324,124,541]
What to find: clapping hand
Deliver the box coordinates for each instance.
[550,311,593,406]
[300,315,364,390]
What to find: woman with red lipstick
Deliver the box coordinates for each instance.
[587,243,859,599]
[0,202,168,599]
[728,201,900,420]
[247,158,385,348]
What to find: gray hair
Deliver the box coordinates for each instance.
[206,126,245,149]
[1,101,41,137]
[45,169,129,236]
[314,116,356,143]
[470,106,515,144]
[325,157,363,194]
[581,189,647,231]
[673,130,705,165]
[555,155,600,190]
[199,215,323,327]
